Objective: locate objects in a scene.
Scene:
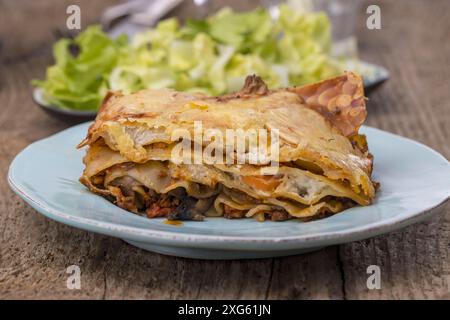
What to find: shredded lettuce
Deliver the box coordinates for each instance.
[34,5,346,110]
[33,26,127,110]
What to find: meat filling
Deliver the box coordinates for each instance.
[146,194,181,218]
[223,204,247,219]
[102,175,292,221]
[265,210,290,221]
[107,176,216,220]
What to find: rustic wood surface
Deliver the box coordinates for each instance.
[0,0,449,299]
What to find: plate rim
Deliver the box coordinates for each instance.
[32,88,98,117]
[7,123,449,250]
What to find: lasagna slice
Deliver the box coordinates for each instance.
[78,72,377,221]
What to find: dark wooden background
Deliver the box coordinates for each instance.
[0,0,449,299]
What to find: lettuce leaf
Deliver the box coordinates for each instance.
[33,26,126,110]
[34,5,346,111]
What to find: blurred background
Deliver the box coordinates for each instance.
[19,0,389,120]
[105,0,362,57]
[1,0,447,146]
[0,0,367,60]
[0,0,448,153]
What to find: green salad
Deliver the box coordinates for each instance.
[34,4,348,111]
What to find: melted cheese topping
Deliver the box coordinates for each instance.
[79,73,376,220]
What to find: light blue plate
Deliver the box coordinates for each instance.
[8,123,450,259]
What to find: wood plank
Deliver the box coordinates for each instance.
[338,0,450,299]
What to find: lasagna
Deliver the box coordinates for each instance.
[78,72,377,221]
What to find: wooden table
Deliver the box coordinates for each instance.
[0,0,449,299]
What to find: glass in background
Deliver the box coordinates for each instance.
[262,0,361,59]
[106,0,362,60]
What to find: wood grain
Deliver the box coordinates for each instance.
[0,0,448,299]
[341,0,450,299]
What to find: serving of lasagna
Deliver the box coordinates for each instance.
[78,72,376,222]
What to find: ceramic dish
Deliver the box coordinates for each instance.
[8,122,448,259]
